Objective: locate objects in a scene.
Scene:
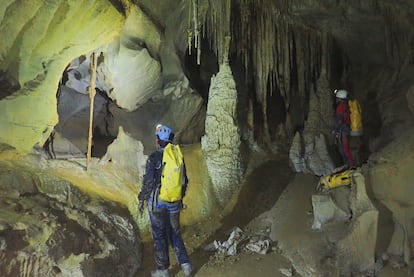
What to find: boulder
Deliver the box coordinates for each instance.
[312,171,378,275]
[368,129,414,266]
[0,162,141,277]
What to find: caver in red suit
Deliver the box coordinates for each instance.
[333,90,356,168]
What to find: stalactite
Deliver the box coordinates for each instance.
[187,1,193,55]
[204,0,413,146]
[193,0,202,64]
[206,0,231,64]
[233,0,328,142]
[187,0,201,64]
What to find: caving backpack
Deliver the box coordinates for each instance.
[158,143,185,202]
[348,99,363,136]
[317,169,354,192]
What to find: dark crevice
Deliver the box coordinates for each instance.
[0,70,21,100]
[108,0,126,15]
[266,85,286,142]
[183,37,218,102]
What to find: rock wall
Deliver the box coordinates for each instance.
[367,129,414,266]
[94,4,163,111]
[0,0,125,153]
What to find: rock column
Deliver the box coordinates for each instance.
[201,63,242,207]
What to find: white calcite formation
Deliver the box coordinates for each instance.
[201,63,242,207]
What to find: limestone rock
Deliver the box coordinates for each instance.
[0,0,124,153]
[52,85,108,157]
[100,126,147,181]
[289,79,335,176]
[289,132,307,173]
[159,89,206,145]
[201,64,242,207]
[336,210,378,275]
[65,43,162,112]
[0,162,141,277]
[310,171,378,275]
[44,132,84,159]
[311,193,350,229]
[330,172,378,275]
[407,84,414,117]
[289,132,334,176]
[368,129,414,265]
[106,86,205,154]
[97,44,162,112]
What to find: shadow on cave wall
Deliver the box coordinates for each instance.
[0,70,21,100]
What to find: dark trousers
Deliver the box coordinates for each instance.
[338,132,356,168]
[149,203,189,270]
[350,136,362,166]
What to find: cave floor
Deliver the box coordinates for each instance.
[136,157,412,277]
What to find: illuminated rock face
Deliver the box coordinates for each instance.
[64,4,163,112]
[0,0,206,154]
[0,0,125,153]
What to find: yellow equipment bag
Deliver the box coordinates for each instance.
[159,143,184,202]
[349,99,363,136]
[317,169,354,192]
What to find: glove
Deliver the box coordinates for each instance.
[138,200,145,214]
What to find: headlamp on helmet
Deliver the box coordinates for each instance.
[334,89,348,100]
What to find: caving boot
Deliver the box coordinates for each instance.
[181,263,193,277]
[151,269,169,277]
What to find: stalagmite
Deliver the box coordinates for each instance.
[201,62,242,206]
[202,0,242,206]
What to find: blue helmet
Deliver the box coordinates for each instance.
[156,124,174,142]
